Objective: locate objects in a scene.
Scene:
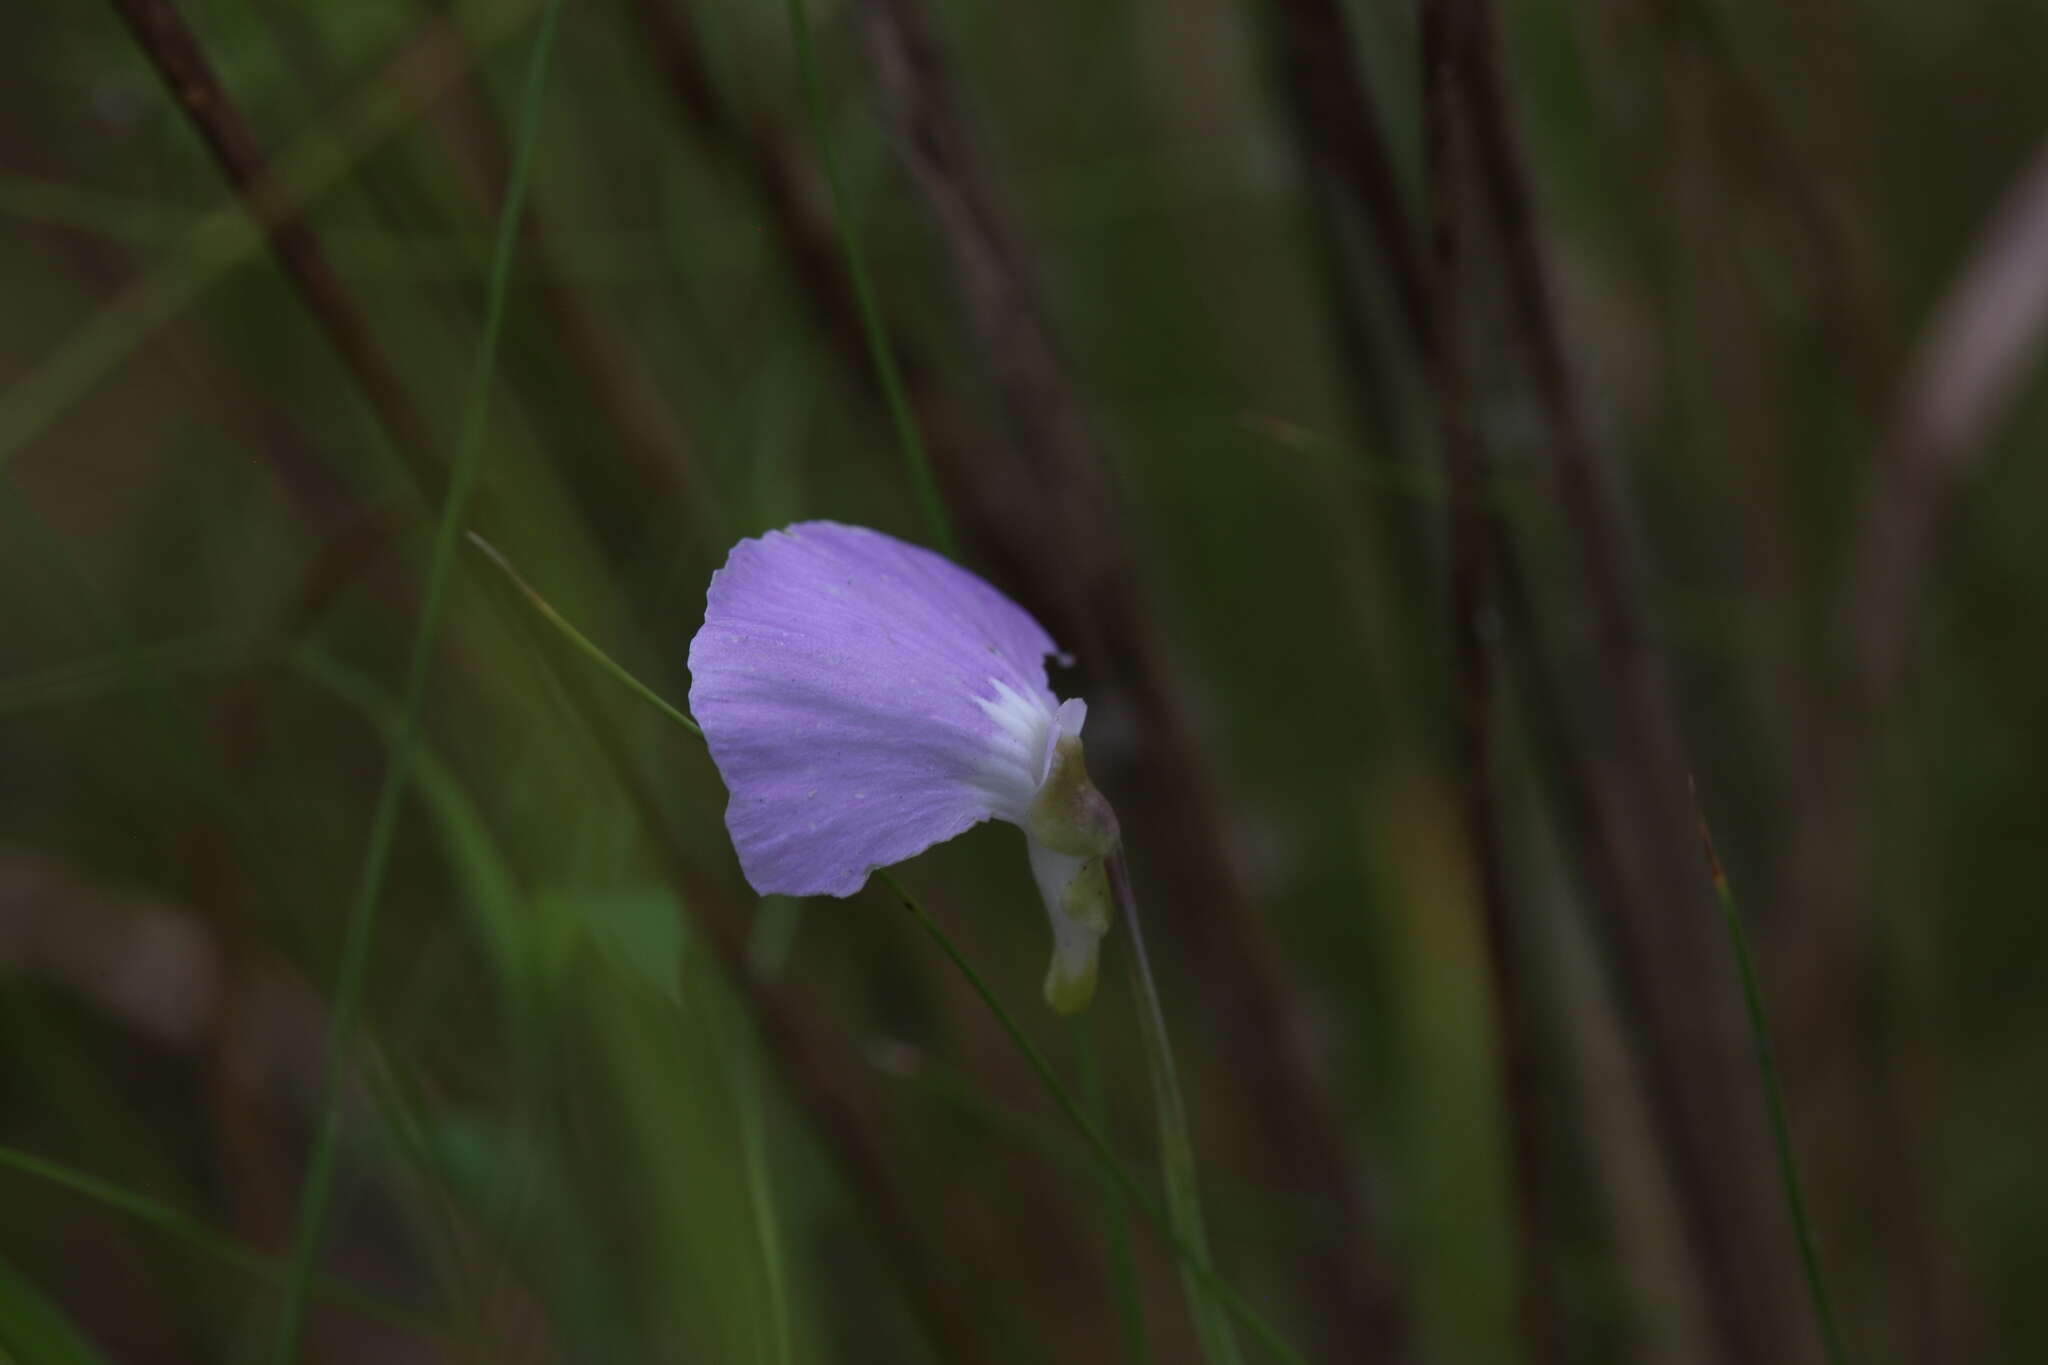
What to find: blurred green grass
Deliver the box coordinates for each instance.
[1,0,2046,1361]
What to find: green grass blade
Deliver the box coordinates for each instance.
[706,984,796,1365]
[1693,790,1851,1365]
[781,0,956,558]
[738,1048,796,1365]
[1074,1017,1150,1364]
[0,1252,108,1365]
[740,904,801,1365]
[270,3,567,1356]
[886,872,1302,1364]
[0,1146,435,1338]
[1110,855,1242,1365]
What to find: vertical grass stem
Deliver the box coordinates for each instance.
[270,4,565,1356]
[1693,787,1852,1365]
[1108,853,1245,1365]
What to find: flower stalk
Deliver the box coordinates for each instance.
[1111,852,1246,1365]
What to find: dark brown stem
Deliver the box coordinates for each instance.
[628,0,1005,571]
[1781,133,2048,1365]
[1246,0,1800,1350]
[848,0,1105,506]
[107,0,443,490]
[1259,0,1435,605]
[1456,6,1809,1358]
[1265,0,1430,350]
[848,2,1416,1356]
[1422,5,1561,1360]
[1491,522,1767,1365]
[1654,0,1889,401]
[625,0,937,430]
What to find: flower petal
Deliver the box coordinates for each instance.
[688,522,1064,897]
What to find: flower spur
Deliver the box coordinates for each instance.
[687,521,1121,1012]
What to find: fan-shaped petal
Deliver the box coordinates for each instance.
[687,522,1064,897]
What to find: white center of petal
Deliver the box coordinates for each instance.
[973,678,1062,823]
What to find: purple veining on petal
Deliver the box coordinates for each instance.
[687,521,1067,897]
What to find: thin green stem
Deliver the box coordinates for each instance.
[1693,790,1851,1365]
[713,989,796,1365]
[270,5,565,1357]
[743,1055,797,1365]
[882,872,1304,1365]
[781,0,956,558]
[1108,853,1243,1365]
[466,532,701,737]
[1074,1016,1150,1365]
[0,1146,436,1338]
[684,912,806,1365]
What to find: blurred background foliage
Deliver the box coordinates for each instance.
[2,0,2047,1361]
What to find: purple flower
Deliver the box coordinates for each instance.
[688,522,1120,1012]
